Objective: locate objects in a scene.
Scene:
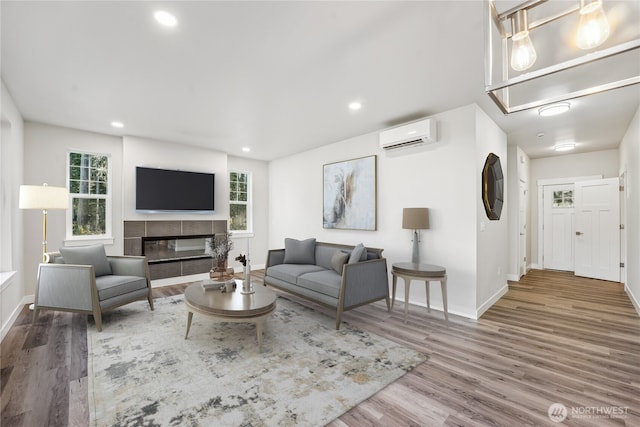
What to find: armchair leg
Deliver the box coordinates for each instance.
[335,307,343,330]
[385,295,391,312]
[93,309,103,332]
[147,293,155,310]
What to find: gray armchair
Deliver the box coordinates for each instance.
[33,244,154,331]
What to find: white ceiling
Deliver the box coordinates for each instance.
[1,1,639,161]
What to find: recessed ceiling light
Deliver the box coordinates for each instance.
[348,102,362,111]
[154,10,177,27]
[538,102,570,117]
[554,143,576,151]
[242,147,251,153]
[111,121,124,128]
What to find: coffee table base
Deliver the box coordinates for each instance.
[184,302,276,352]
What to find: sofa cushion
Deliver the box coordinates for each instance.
[94,275,147,301]
[315,245,338,270]
[331,251,349,274]
[297,270,342,299]
[59,244,112,277]
[348,243,367,264]
[267,264,325,284]
[283,238,316,264]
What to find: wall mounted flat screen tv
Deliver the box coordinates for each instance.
[136,167,215,212]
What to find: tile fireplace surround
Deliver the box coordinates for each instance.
[124,220,227,280]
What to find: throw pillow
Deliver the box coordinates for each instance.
[283,238,316,264]
[330,251,349,274]
[348,243,367,264]
[59,244,112,277]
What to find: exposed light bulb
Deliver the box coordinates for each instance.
[576,0,610,50]
[510,10,537,72]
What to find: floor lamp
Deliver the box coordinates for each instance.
[19,184,69,262]
[402,208,429,264]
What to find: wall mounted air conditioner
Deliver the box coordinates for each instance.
[379,119,437,151]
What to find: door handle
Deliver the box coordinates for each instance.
[575,231,584,236]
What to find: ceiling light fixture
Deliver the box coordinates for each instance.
[154,10,177,27]
[510,10,536,71]
[348,102,362,111]
[242,147,251,153]
[484,0,639,114]
[576,0,610,50]
[538,102,571,116]
[111,121,124,128]
[554,143,576,151]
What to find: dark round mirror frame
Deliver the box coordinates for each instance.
[482,153,504,220]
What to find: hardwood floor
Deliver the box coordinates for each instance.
[2,269,639,426]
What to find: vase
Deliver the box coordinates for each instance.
[213,258,228,280]
[240,262,254,294]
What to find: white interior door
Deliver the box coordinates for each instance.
[574,178,620,282]
[519,181,527,277]
[543,184,575,271]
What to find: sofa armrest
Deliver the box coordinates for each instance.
[36,263,97,311]
[266,249,285,268]
[341,258,389,308]
[108,256,150,279]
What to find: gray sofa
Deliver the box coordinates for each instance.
[264,239,390,329]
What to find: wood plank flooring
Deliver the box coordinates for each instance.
[1,269,639,426]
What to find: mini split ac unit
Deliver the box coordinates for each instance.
[379,119,437,150]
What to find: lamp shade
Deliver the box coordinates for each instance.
[402,208,429,230]
[19,184,69,210]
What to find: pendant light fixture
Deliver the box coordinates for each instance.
[484,0,639,115]
[576,0,610,49]
[510,9,537,71]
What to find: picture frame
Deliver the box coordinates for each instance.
[323,155,377,230]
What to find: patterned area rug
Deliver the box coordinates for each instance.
[87,293,427,426]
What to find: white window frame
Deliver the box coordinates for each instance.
[65,150,113,244]
[229,170,253,235]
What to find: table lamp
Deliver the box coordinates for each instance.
[402,208,429,264]
[19,183,69,262]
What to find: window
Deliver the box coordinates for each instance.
[229,171,251,232]
[552,190,574,208]
[67,151,112,239]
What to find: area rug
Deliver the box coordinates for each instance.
[87,294,427,427]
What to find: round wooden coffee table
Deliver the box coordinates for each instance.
[184,281,277,351]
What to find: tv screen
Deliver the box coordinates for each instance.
[136,167,215,212]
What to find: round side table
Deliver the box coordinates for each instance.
[391,262,448,323]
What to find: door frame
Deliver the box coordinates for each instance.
[537,175,601,271]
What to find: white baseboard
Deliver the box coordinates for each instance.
[476,284,509,319]
[1,295,33,343]
[529,263,541,270]
[625,284,640,317]
[506,274,519,282]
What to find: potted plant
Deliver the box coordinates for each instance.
[208,231,233,279]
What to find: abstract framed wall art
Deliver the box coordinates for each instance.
[323,155,377,230]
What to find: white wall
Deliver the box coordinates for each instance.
[228,155,269,269]
[269,104,508,319]
[529,149,619,267]
[122,136,229,222]
[1,80,25,340]
[475,107,509,313]
[23,122,124,294]
[619,106,640,315]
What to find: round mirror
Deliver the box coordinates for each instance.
[482,153,504,220]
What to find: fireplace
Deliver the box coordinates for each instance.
[124,220,227,280]
[142,234,213,264]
